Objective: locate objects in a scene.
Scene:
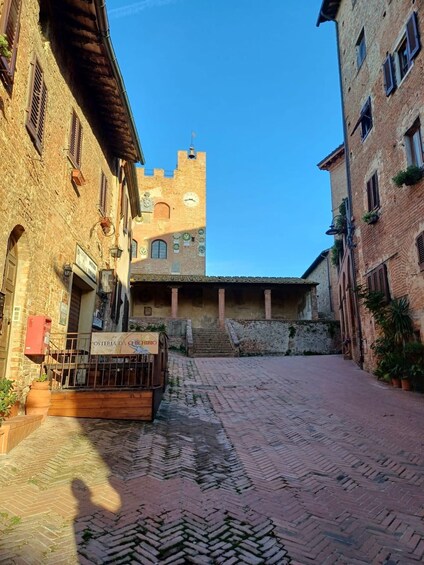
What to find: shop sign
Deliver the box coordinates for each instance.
[75,245,97,282]
[90,332,159,355]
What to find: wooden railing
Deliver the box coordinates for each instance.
[44,332,168,391]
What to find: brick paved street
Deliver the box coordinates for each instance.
[1,354,424,564]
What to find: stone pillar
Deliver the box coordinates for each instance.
[264,289,272,320]
[171,287,179,319]
[218,288,225,328]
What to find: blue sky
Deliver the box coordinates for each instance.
[107,0,342,277]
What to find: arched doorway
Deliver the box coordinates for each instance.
[0,232,19,379]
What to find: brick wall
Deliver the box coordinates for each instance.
[334,0,424,369]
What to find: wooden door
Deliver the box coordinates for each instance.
[0,236,18,379]
[68,285,82,334]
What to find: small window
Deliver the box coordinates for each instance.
[360,98,373,139]
[366,172,380,211]
[69,111,83,168]
[26,58,47,153]
[0,0,22,88]
[131,239,137,260]
[416,232,424,270]
[367,263,390,304]
[394,12,421,84]
[356,29,366,68]
[151,240,167,259]
[99,172,108,215]
[405,120,424,168]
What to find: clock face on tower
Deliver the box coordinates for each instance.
[182,192,200,207]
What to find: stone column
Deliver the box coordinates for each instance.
[218,288,225,328]
[171,287,179,319]
[264,289,272,320]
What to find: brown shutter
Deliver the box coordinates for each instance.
[26,59,47,153]
[99,172,107,214]
[69,112,83,168]
[0,0,22,81]
[367,172,380,210]
[417,232,424,270]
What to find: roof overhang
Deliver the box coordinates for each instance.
[301,250,330,279]
[131,275,318,287]
[317,144,345,170]
[317,0,342,26]
[44,0,144,163]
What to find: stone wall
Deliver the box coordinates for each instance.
[129,317,187,352]
[0,0,135,388]
[228,320,341,356]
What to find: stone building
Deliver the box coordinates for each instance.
[131,149,206,277]
[0,0,143,385]
[318,0,424,369]
[317,144,362,362]
[301,249,338,320]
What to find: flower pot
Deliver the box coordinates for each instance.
[391,377,401,388]
[26,381,51,422]
[401,379,412,391]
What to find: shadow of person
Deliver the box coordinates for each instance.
[71,478,119,564]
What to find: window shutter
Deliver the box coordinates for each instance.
[383,54,396,96]
[99,172,107,214]
[366,178,372,211]
[123,193,129,232]
[417,232,424,270]
[0,0,22,80]
[26,59,47,153]
[69,112,83,168]
[406,12,421,62]
[368,172,380,210]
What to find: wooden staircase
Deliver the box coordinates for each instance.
[191,327,236,357]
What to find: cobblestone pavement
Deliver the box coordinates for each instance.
[1,354,424,564]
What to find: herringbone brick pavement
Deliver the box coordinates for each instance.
[0,354,423,564]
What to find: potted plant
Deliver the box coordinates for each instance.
[0,34,11,60]
[362,210,379,224]
[392,165,423,187]
[0,377,17,423]
[25,373,51,422]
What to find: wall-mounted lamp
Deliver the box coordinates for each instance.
[110,246,123,259]
[325,223,342,236]
[63,264,73,277]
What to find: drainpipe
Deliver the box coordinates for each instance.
[317,6,364,367]
[334,20,364,367]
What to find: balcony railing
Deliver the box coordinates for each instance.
[44,332,168,391]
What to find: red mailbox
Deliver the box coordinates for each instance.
[25,315,52,356]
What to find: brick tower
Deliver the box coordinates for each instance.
[131,148,206,276]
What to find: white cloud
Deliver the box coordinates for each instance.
[108,0,179,19]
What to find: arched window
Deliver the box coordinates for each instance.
[151,240,167,259]
[154,202,170,220]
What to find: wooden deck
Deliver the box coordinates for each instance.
[48,388,164,421]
